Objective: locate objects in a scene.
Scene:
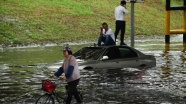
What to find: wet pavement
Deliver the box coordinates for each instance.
[0,35,186,104]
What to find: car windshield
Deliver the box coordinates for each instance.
[73,47,104,60]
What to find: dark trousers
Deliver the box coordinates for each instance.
[98,35,115,46]
[115,20,126,45]
[66,79,82,104]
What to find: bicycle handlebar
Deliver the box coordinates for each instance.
[44,75,67,85]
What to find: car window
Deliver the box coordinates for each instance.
[103,47,121,60]
[73,47,104,60]
[118,47,138,58]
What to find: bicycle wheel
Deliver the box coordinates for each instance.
[35,93,54,104]
[55,92,66,103]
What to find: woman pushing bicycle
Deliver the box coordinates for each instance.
[52,45,82,104]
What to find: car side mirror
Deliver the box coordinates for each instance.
[101,56,109,60]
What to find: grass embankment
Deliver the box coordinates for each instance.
[0,0,184,46]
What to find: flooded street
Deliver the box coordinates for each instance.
[1,35,186,104]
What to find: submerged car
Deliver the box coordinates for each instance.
[47,45,156,70]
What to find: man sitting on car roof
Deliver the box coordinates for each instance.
[97,22,115,46]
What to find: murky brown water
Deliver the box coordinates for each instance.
[1,35,186,104]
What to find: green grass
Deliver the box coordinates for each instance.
[0,0,184,46]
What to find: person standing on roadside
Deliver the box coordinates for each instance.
[53,45,82,104]
[114,0,129,45]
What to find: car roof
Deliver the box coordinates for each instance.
[83,45,145,56]
[84,45,131,49]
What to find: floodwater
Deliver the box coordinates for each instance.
[1,35,186,104]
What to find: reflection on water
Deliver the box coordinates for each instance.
[0,35,186,104]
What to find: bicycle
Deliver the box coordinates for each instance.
[35,78,83,104]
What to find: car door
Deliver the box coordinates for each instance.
[97,47,122,69]
[98,46,140,69]
[116,46,140,68]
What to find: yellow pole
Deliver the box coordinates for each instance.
[165,11,170,35]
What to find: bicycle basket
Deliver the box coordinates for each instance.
[42,80,56,93]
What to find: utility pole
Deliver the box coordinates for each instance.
[125,0,144,47]
[130,1,135,47]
